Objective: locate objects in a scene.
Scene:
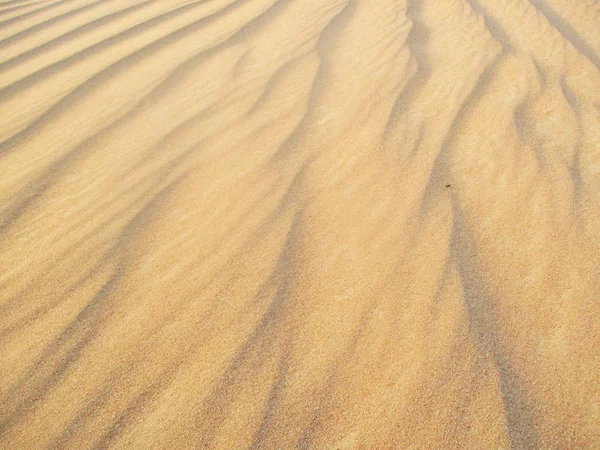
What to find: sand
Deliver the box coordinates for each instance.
[1,0,599,448]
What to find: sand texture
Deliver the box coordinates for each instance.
[1,0,600,448]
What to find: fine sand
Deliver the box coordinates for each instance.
[1,0,600,448]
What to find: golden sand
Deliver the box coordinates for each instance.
[1,0,599,448]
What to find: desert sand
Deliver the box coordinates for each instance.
[0,0,599,448]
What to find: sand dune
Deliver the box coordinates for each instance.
[1,0,599,448]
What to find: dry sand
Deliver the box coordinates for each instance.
[1,0,600,448]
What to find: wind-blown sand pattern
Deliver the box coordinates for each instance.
[1,0,599,448]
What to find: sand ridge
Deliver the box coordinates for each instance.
[1,0,599,448]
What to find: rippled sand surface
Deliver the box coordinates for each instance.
[1,0,600,448]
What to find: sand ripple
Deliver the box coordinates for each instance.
[1,0,599,448]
